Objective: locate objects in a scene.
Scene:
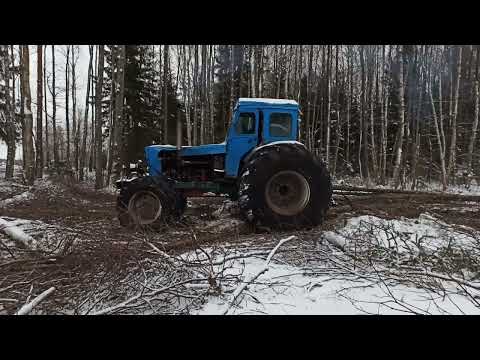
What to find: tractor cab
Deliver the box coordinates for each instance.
[224,98,300,177]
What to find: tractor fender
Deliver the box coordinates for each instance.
[239,141,307,174]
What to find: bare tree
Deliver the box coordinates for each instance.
[192,45,198,145]
[20,45,35,185]
[51,45,58,167]
[163,45,169,144]
[72,45,80,173]
[79,45,93,181]
[112,45,126,181]
[1,45,16,179]
[447,46,462,182]
[35,45,43,178]
[44,45,49,169]
[95,45,105,189]
[65,45,70,165]
[392,46,405,188]
[466,77,479,175]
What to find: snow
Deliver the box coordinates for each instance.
[238,98,298,106]
[325,213,479,255]
[195,213,480,315]
[195,255,480,315]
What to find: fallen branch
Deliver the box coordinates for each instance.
[221,235,297,315]
[15,287,55,315]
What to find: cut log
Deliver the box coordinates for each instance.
[333,185,480,202]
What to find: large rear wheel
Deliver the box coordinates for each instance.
[238,143,332,229]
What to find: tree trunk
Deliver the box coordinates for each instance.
[65,45,70,165]
[44,45,49,169]
[447,46,462,182]
[346,47,352,168]
[467,80,479,173]
[251,45,256,98]
[51,45,58,167]
[392,46,405,188]
[35,45,43,178]
[411,46,425,190]
[95,45,105,189]
[429,73,448,190]
[200,45,207,144]
[209,45,215,143]
[72,46,79,173]
[358,46,366,181]
[380,45,388,184]
[163,45,169,144]
[325,45,332,165]
[79,45,93,181]
[89,46,97,172]
[228,45,234,125]
[332,45,342,177]
[193,45,199,145]
[112,45,126,181]
[369,46,378,181]
[20,45,35,185]
[106,46,117,186]
[305,45,313,150]
[1,45,16,179]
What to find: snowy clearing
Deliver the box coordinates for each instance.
[196,256,479,315]
[195,214,480,315]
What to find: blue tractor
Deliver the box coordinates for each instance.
[116,98,332,229]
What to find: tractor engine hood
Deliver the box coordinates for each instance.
[144,143,226,176]
[145,142,226,156]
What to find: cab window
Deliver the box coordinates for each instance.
[236,113,256,135]
[269,113,292,137]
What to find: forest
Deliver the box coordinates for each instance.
[1,45,478,190]
[1,45,480,315]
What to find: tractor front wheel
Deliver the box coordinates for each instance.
[117,176,185,229]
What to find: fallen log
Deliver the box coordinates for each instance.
[0,218,34,249]
[332,185,480,202]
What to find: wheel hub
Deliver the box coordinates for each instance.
[128,190,162,225]
[265,170,311,216]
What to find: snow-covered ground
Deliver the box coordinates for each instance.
[194,213,480,315]
[196,256,479,315]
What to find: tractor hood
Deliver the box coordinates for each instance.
[179,142,226,156]
[144,143,226,176]
[145,143,226,157]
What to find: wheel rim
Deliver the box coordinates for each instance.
[128,190,162,225]
[265,170,311,216]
